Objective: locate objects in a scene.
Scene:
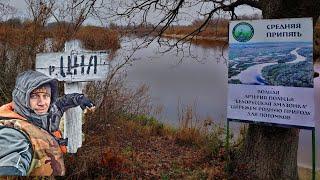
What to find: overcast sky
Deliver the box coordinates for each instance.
[6,0,261,26]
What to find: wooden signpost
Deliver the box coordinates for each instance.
[36,40,109,153]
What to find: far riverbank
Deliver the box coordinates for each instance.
[162,34,228,42]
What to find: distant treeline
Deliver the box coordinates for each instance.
[111,15,320,61]
[112,14,262,38]
[0,19,120,52]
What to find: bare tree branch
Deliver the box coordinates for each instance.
[103,0,262,55]
[0,1,17,20]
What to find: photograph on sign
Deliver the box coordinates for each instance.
[227,18,315,128]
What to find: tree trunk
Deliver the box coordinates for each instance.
[241,0,320,179]
[243,125,299,179]
[260,0,320,25]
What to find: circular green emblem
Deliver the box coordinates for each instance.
[232,22,254,42]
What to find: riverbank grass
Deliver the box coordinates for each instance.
[64,111,246,178]
[298,166,320,180]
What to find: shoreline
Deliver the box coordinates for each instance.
[162,33,228,42]
[298,163,320,171]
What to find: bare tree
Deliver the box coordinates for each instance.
[101,1,251,50]
[44,0,101,50]
[107,0,320,179]
[25,0,56,26]
[24,0,104,51]
[0,1,16,21]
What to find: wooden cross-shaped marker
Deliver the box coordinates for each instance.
[36,40,109,153]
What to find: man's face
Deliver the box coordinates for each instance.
[29,86,51,115]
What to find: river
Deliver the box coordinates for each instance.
[231,47,305,85]
[117,37,319,169]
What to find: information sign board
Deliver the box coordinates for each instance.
[227,18,314,128]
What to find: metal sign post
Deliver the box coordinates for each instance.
[312,129,316,180]
[36,40,109,153]
[225,119,230,175]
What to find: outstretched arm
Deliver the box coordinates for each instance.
[49,93,95,132]
[55,93,95,112]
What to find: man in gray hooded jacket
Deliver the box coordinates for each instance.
[0,70,95,176]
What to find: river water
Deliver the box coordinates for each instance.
[118,37,319,169]
[231,47,306,85]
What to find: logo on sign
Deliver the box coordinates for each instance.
[232,22,254,42]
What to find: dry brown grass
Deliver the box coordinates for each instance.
[75,26,121,52]
[63,85,235,179]
[298,167,320,180]
[64,112,231,179]
[165,19,229,37]
[0,21,47,103]
[164,21,228,38]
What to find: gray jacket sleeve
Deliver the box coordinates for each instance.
[49,93,87,132]
[0,127,33,176]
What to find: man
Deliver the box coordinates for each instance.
[0,70,95,176]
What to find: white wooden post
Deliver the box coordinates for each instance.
[63,40,83,153]
[35,40,109,153]
[64,82,83,153]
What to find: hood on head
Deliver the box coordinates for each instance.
[12,70,58,120]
